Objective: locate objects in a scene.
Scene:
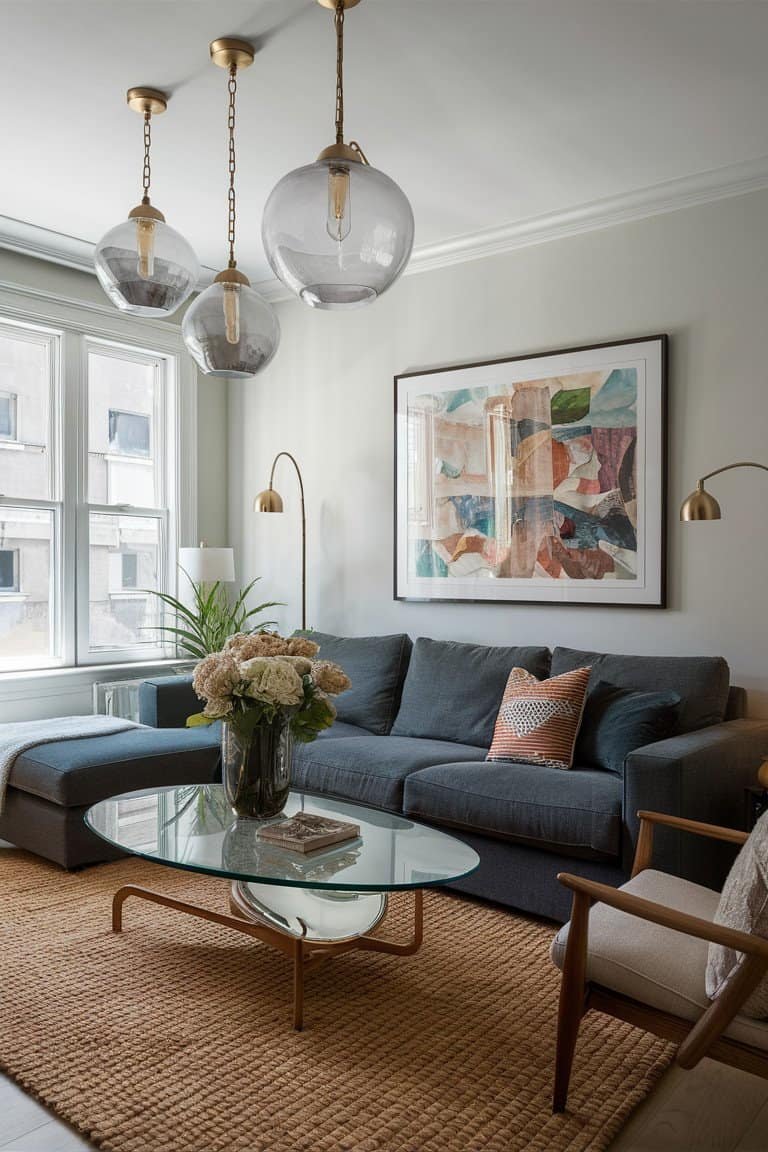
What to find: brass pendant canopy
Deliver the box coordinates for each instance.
[317,0,362,7]
[127,87,168,116]
[209,38,256,70]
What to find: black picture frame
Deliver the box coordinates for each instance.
[394,334,668,609]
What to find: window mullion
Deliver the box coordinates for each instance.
[64,331,86,667]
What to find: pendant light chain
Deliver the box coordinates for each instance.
[334,0,345,145]
[227,64,238,267]
[141,112,152,205]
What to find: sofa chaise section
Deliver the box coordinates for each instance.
[0,724,221,868]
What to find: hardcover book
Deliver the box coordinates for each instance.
[257,812,360,854]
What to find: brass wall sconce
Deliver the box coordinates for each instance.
[680,461,768,521]
[255,453,306,630]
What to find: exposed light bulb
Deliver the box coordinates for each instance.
[326,165,351,243]
[223,283,240,344]
[136,217,156,279]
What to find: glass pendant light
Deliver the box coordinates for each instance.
[261,0,414,310]
[94,88,199,317]
[183,40,280,379]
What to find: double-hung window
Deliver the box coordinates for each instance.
[0,299,192,673]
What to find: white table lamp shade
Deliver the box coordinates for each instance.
[178,546,235,584]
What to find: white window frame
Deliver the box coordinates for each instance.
[0,279,197,673]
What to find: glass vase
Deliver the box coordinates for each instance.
[221,718,292,819]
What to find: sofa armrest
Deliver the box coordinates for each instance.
[139,675,198,728]
[622,719,768,886]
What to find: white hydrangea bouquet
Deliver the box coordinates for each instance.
[188,632,351,818]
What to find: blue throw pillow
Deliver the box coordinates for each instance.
[576,680,681,775]
[293,631,412,736]
[551,646,729,734]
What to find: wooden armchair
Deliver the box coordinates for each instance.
[551,810,768,1114]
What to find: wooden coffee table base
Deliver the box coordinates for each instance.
[111,883,424,1030]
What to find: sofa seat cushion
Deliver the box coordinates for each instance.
[293,735,487,811]
[403,761,622,860]
[550,868,768,1052]
[293,631,412,736]
[551,646,730,734]
[9,726,222,808]
[316,721,369,740]
[391,638,552,747]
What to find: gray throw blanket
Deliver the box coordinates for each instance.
[0,715,141,813]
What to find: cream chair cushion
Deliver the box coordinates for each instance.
[550,869,768,1051]
[706,810,768,1017]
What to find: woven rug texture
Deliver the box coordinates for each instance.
[0,850,672,1152]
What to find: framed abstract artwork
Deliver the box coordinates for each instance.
[394,335,667,607]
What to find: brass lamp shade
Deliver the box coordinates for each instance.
[255,488,284,513]
[680,485,722,522]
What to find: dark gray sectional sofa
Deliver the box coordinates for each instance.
[3,632,768,923]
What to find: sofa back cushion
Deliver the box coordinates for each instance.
[391,638,552,748]
[551,646,730,734]
[293,631,412,736]
[575,681,681,774]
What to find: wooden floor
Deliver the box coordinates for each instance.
[611,1060,768,1151]
[2,839,768,1150]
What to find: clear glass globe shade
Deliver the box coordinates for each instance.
[262,159,414,309]
[94,213,200,318]
[182,281,280,380]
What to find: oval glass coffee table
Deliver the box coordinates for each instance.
[86,785,479,1029]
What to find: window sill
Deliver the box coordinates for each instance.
[0,441,45,453]
[0,657,193,694]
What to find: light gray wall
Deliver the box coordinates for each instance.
[229,188,768,717]
[0,250,228,546]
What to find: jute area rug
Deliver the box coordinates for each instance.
[0,850,672,1152]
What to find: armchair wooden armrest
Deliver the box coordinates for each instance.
[632,809,748,878]
[554,869,768,1101]
[557,871,768,961]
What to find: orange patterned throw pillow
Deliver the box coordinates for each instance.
[487,666,591,770]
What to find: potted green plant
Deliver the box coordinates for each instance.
[147,573,281,659]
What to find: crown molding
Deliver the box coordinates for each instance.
[0,216,96,275]
[402,154,768,277]
[4,155,768,303]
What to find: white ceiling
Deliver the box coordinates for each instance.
[2,0,768,285]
